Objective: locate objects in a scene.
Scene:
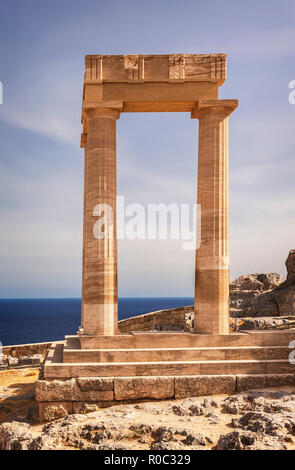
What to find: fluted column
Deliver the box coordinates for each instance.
[80,133,87,330]
[191,99,238,335]
[81,107,120,336]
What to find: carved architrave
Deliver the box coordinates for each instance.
[84,54,226,85]
[124,55,144,82]
[169,54,186,81]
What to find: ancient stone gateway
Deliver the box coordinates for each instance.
[80,53,238,338]
[38,55,294,421]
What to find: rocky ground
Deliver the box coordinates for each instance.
[0,368,39,424]
[0,368,295,450]
[1,250,295,450]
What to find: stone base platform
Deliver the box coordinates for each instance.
[37,373,295,422]
[37,330,295,421]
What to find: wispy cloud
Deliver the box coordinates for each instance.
[0,0,295,296]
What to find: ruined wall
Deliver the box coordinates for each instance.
[3,342,53,358]
[118,306,194,333]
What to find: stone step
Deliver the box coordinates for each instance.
[76,329,295,350]
[63,344,291,363]
[44,356,295,379]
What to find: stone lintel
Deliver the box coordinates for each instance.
[81,54,226,120]
[84,54,227,85]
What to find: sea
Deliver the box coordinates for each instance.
[0,298,194,346]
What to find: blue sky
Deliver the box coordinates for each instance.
[0,0,294,297]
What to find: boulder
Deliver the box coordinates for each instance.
[0,355,9,367]
[216,430,286,450]
[255,250,295,317]
[0,422,34,450]
[230,273,280,318]
[8,356,19,367]
[230,250,295,318]
[216,430,256,450]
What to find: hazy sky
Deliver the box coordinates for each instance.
[0,0,294,298]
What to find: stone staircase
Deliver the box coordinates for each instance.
[43,330,295,379]
[37,329,295,421]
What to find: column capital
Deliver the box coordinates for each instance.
[191,99,238,119]
[83,107,121,121]
[81,102,122,147]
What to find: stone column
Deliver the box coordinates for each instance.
[80,133,87,330]
[191,99,238,335]
[81,107,120,336]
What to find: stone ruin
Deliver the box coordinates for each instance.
[36,54,295,421]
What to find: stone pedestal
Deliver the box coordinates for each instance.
[191,100,238,335]
[81,107,121,337]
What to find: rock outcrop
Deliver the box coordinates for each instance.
[1,389,295,450]
[230,273,281,317]
[230,250,295,318]
[230,316,295,331]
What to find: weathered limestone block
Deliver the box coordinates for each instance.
[36,379,75,402]
[39,402,72,423]
[184,312,194,332]
[76,390,114,402]
[18,354,43,366]
[72,401,114,414]
[236,374,295,392]
[174,375,236,398]
[114,376,174,400]
[72,402,102,414]
[76,377,114,392]
[36,379,114,402]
